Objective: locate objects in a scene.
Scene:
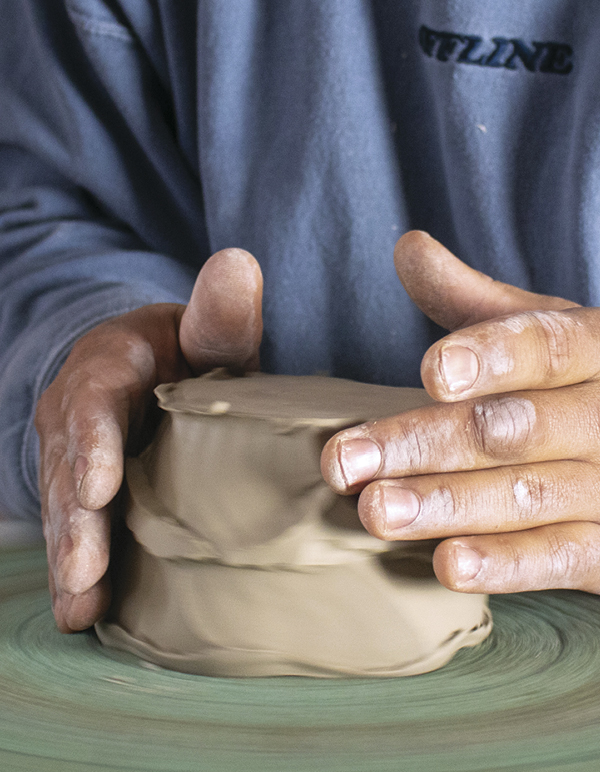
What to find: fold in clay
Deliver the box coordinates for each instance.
[96,373,492,677]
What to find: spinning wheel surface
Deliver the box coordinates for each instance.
[1,544,600,771]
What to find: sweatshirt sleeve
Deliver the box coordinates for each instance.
[0,1,207,520]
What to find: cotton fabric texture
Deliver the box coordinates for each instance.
[0,1,597,520]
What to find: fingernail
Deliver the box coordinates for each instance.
[338,439,382,487]
[382,487,421,530]
[441,346,479,393]
[74,455,88,497]
[454,544,483,582]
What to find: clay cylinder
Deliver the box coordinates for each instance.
[96,373,492,677]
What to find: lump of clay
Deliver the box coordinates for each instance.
[96,373,492,677]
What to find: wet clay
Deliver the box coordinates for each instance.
[96,373,492,677]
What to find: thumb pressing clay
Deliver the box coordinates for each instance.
[96,373,492,677]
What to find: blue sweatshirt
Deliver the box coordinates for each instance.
[0,0,598,520]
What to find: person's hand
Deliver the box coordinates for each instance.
[321,231,600,595]
[35,249,263,632]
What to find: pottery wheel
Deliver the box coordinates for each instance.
[3,543,600,771]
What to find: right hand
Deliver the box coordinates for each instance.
[35,249,263,632]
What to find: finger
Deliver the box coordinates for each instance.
[52,307,184,511]
[421,306,600,402]
[59,583,111,632]
[49,569,111,633]
[394,231,577,332]
[179,248,264,374]
[357,460,599,540]
[432,521,600,594]
[38,379,114,630]
[37,304,191,632]
[321,383,600,493]
[44,455,111,599]
[62,384,128,511]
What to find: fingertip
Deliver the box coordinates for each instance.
[433,540,483,592]
[320,431,381,494]
[419,347,443,401]
[357,483,387,539]
[393,231,475,331]
[201,249,264,305]
[54,575,112,633]
[76,458,123,511]
[180,248,264,374]
[55,508,111,596]
[320,436,348,494]
[432,540,459,589]
[421,342,481,402]
[51,553,111,633]
[393,230,445,277]
[56,542,110,597]
[222,247,263,283]
[68,409,126,510]
[393,230,436,262]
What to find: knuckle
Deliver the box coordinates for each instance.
[510,471,548,524]
[424,486,460,528]
[507,542,526,585]
[471,396,537,461]
[530,311,577,380]
[62,377,108,416]
[382,418,427,475]
[564,523,600,593]
[544,529,581,585]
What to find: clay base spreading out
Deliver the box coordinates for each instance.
[96,373,492,677]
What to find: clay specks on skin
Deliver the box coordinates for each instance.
[71,413,123,506]
[468,311,581,382]
[126,339,156,383]
[497,314,532,336]
[484,341,514,378]
[475,315,529,379]
[420,487,456,529]
[46,476,64,544]
[46,456,111,593]
[67,412,118,465]
[384,412,469,476]
[531,311,583,372]
[512,478,532,513]
[498,310,582,337]
[208,401,231,415]
[59,508,110,595]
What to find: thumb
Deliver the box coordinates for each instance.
[394,231,578,331]
[179,248,263,374]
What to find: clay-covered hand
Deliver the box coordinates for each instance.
[35,249,263,632]
[321,231,600,595]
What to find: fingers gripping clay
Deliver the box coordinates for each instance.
[96,373,492,677]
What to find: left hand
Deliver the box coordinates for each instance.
[321,231,600,595]
[35,249,263,631]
